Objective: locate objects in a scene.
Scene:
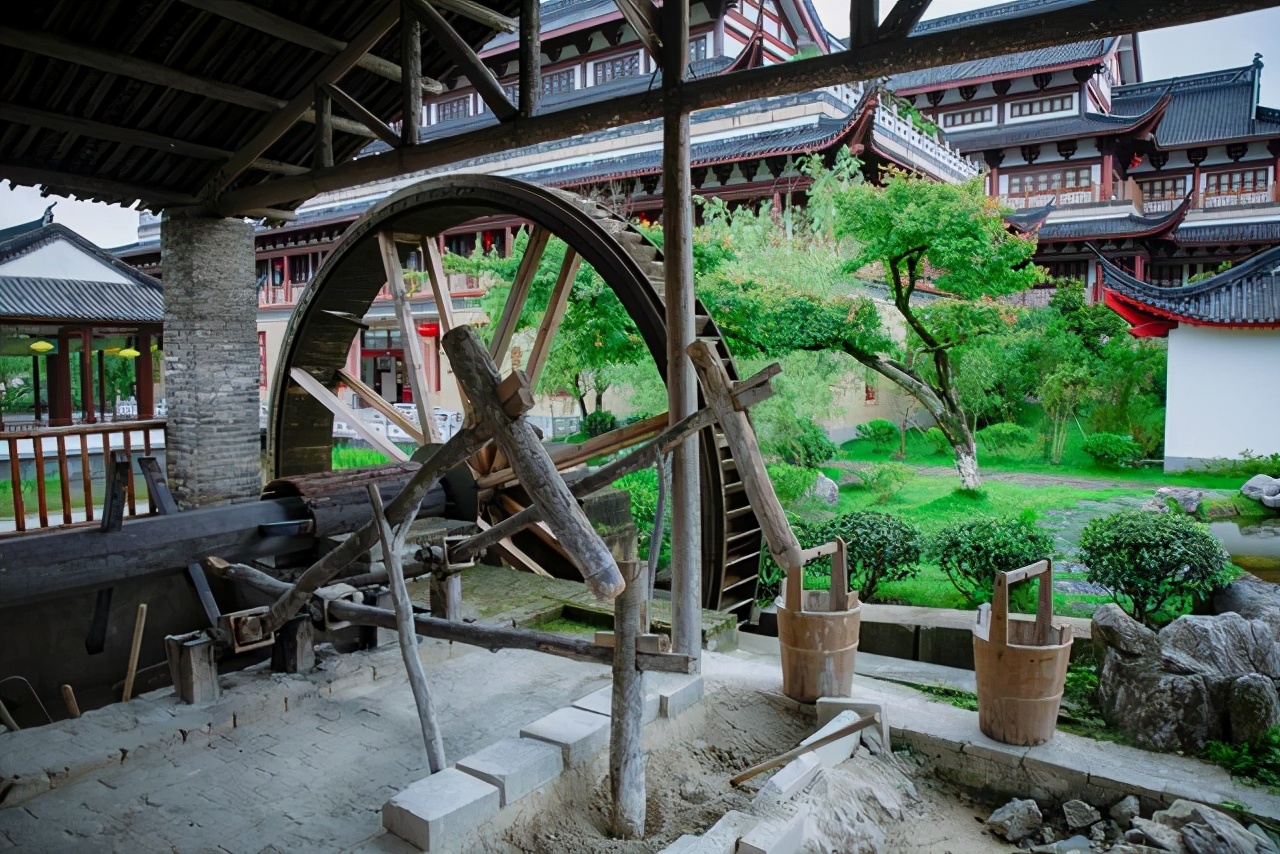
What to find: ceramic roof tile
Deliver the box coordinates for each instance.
[1099,244,1280,326]
[0,276,164,323]
[1113,62,1280,147]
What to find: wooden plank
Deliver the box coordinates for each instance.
[498,493,562,553]
[100,450,128,533]
[730,713,879,785]
[338,368,425,444]
[405,0,517,121]
[121,603,148,701]
[525,248,579,389]
[324,83,400,148]
[56,435,71,525]
[378,230,440,443]
[8,436,24,532]
[488,226,550,364]
[289,367,409,461]
[830,537,851,612]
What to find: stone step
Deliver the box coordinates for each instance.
[382,767,499,852]
[454,736,563,808]
[518,706,610,765]
[738,805,810,854]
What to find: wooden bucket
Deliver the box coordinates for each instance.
[778,539,862,704]
[972,559,1073,746]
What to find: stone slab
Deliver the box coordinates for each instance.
[382,767,499,852]
[738,805,809,854]
[661,810,758,854]
[519,706,610,765]
[754,753,821,805]
[815,698,890,754]
[800,710,862,769]
[571,683,660,725]
[454,737,563,807]
[650,672,705,718]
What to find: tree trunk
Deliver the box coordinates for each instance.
[955,446,981,490]
[595,390,604,412]
[576,393,589,420]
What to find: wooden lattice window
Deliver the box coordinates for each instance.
[1138,176,1187,201]
[436,96,470,123]
[1205,168,1268,196]
[594,53,640,85]
[542,68,576,96]
[1008,94,1074,118]
[941,106,992,128]
[1008,167,1092,195]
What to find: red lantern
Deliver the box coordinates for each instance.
[417,321,440,338]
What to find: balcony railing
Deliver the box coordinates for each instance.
[873,101,980,184]
[1000,187,1098,209]
[1202,184,1278,208]
[1,419,166,534]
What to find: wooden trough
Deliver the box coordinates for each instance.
[972,560,1072,746]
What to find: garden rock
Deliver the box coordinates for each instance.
[986,798,1042,842]
[1153,800,1278,854]
[807,474,839,507]
[1092,606,1280,751]
[1241,475,1280,503]
[1213,573,1280,642]
[1031,835,1092,853]
[1155,487,1206,514]
[1227,673,1280,745]
[1131,818,1186,852]
[1110,796,1141,829]
[1064,800,1102,830]
[1139,497,1171,514]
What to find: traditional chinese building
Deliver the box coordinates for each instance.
[1098,247,1280,469]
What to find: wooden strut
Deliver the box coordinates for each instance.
[205,559,696,673]
[442,326,624,601]
[368,484,447,773]
[729,712,880,786]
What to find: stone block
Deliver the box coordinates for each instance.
[651,673,704,718]
[571,683,660,725]
[737,805,809,854]
[799,710,862,769]
[754,753,821,804]
[815,699,889,754]
[519,707,610,765]
[382,768,499,852]
[455,737,563,807]
[660,811,758,854]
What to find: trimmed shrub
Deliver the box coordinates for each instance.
[976,422,1037,456]
[932,515,1055,604]
[1078,510,1232,627]
[859,462,912,504]
[856,419,899,452]
[761,511,924,602]
[583,409,619,438]
[775,417,836,469]
[766,462,819,506]
[1082,432,1144,468]
[924,426,951,456]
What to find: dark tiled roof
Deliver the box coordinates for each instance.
[0,276,164,323]
[1114,61,1280,147]
[1099,244,1280,326]
[1005,203,1054,233]
[1,222,165,286]
[941,103,1159,151]
[485,0,619,51]
[911,0,1093,34]
[1034,199,1189,241]
[0,216,46,244]
[1175,220,1280,245]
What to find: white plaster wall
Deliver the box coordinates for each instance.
[0,239,134,283]
[1165,325,1280,465]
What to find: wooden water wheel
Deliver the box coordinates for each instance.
[268,175,762,623]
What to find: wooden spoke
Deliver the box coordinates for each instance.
[498,493,563,553]
[290,367,409,462]
[476,515,555,579]
[338,368,425,444]
[421,238,455,334]
[378,230,442,444]
[489,226,550,365]
[526,248,580,389]
[477,412,668,490]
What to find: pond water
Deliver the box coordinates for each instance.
[1211,518,1280,578]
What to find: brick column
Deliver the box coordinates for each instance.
[161,214,260,507]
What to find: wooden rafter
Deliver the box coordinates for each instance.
[324,83,401,148]
[201,0,400,197]
[488,226,550,364]
[175,0,443,91]
[0,163,198,207]
[289,367,410,462]
[525,248,580,389]
[613,0,662,58]
[298,109,378,138]
[877,0,933,40]
[405,0,517,122]
[431,0,518,33]
[378,230,443,443]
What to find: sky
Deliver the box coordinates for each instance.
[3,0,1279,247]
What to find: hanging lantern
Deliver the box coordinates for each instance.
[118,347,141,358]
[29,340,53,353]
[417,321,440,338]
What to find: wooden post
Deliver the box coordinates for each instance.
[122,602,148,701]
[49,329,73,426]
[314,84,334,168]
[429,572,462,621]
[80,328,95,423]
[662,0,701,669]
[96,349,107,422]
[519,0,541,118]
[610,559,646,838]
[400,2,422,146]
[442,326,624,600]
[851,0,880,48]
[135,329,154,420]
[368,483,447,772]
[60,684,81,718]
[32,354,41,422]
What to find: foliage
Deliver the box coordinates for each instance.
[859,462,913,503]
[915,683,979,711]
[856,419,899,452]
[332,445,392,469]
[583,409,618,438]
[615,468,670,570]
[770,416,837,469]
[1188,260,1234,285]
[976,422,1037,455]
[1078,510,1233,627]
[1041,363,1093,465]
[764,510,924,602]
[1199,451,1280,479]
[765,462,819,506]
[924,426,951,455]
[931,514,1055,604]
[1082,432,1144,468]
[1205,727,1280,791]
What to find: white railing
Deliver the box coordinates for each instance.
[1203,187,1275,208]
[874,101,980,182]
[1001,188,1096,209]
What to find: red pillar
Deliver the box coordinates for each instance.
[1100,153,1114,201]
[48,329,73,426]
[32,355,42,423]
[97,349,107,421]
[80,328,96,423]
[1133,254,1146,282]
[136,329,154,420]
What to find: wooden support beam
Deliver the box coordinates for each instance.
[299,109,379,138]
[314,85,334,168]
[518,0,541,118]
[175,0,443,90]
[476,518,555,579]
[488,226,550,364]
[525,248,579,389]
[139,457,222,630]
[877,0,932,40]
[405,0,518,122]
[730,712,880,785]
[431,0,519,33]
[400,4,423,146]
[850,0,880,48]
[324,83,401,148]
[378,230,441,442]
[201,0,400,196]
[338,368,425,444]
[217,0,1280,213]
[477,411,668,490]
[289,367,410,461]
[443,326,624,600]
[613,0,662,58]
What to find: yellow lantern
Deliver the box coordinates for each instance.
[29,340,53,353]
[118,347,141,358]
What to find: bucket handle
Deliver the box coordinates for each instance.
[986,559,1055,648]
[784,538,851,613]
